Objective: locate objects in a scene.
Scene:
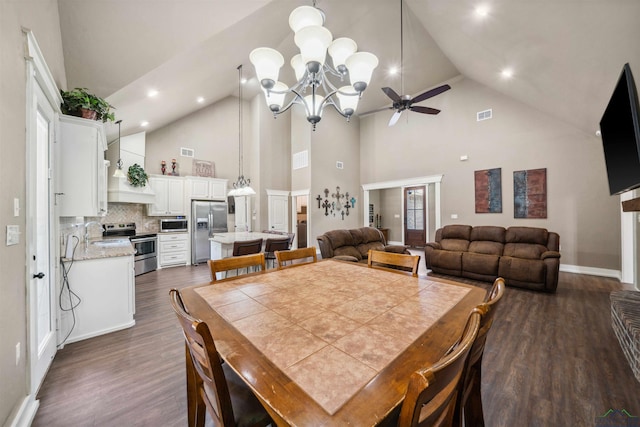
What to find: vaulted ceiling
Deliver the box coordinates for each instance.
[57,0,640,139]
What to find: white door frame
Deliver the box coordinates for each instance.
[22,30,62,424]
[362,175,443,244]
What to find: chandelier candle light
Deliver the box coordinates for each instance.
[249,3,378,130]
[228,64,256,197]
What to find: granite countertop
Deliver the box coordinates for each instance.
[62,238,135,262]
[209,232,283,245]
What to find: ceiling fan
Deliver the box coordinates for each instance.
[379,0,451,126]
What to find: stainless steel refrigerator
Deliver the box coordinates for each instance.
[191,200,228,264]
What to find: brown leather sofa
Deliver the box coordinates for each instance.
[424,225,561,292]
[317,227,410,263]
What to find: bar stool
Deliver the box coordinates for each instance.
[264,238,290,269]
[231,238,263,275]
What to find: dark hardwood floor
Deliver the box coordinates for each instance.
[33,259,640,426]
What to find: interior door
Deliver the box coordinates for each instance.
[404,186,426,247]
[29,82,57,392]
[268,194,289,232]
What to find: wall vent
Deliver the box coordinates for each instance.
[293,150,308,170]
[477,109,492,121]
[336,161,344,169]
[180,147,195,157]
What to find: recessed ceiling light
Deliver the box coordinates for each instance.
[475,5,490,17]
[389,66,399,75]
[197,96,205,103]
[140,121,149,127]
[501,68,513,79]
[240,78,247,84]
[147,89,159,98]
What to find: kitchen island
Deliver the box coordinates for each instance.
[59,239,135,345]
[209,231,278,261]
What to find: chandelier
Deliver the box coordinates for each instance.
[228,64,255,197]
[249,3,378,130]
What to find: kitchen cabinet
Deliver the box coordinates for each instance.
[147,175,185,215]
[158,233,189,267]
[59,255,135,344]
[186,177,228,200]
[57,115,108,216]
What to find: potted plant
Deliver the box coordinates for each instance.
[127,164,148,187]
[60,88,115,122]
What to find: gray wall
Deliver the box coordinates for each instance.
[380,188,403,243]
[1,1,67,424]
[360,77,620,270]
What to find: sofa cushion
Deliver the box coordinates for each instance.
[430,249,462,273]
[440,239,470,252]
[334,245,363,260]
[385,245,410,254]
[499,256,545,283]
[468,241,504,256]
[440,225,472,241]
[462,252,500,276]
[357,227,384,244]
[325,229,355,249]
[357,242,385,258]
[503,243,547,260]
[506,226,548,246]
[470,226,505,243]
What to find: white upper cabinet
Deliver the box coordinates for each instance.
[147,175,185,216]
[186,177,228,200]
[57,115,108,217]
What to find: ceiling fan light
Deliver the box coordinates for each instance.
[249,47,284,88]
[294,25,333,67]
[328,38,357,71]
[336,86,359,115]
[289,5,325,33]
[346,52,379,90]
[262,81,288,111]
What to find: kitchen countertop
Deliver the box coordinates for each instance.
[209,232,284,245]
[62,238,135,262]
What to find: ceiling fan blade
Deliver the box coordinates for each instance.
[382,87,402,103]
[360,106,394,116]
[410,106,441,115]
[388,110,402,126]
[411,84,451,104]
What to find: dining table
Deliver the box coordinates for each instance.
[179,259,486,426]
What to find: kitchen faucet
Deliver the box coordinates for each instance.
[84,221,104,246]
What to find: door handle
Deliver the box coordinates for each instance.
[33,272,45,279]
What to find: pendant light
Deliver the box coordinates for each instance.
[228,65,255,196]
[113,119,125,178]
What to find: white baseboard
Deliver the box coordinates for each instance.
[64,320,136,345]
[6,395,39,427]
[560,263,621,280]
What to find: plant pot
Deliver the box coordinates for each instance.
[79,108,98,121]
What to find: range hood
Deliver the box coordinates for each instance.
[107,176,156,204]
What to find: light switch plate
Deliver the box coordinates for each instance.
[13,198,19,217]
[6,225,20,246]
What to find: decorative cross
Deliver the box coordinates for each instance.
[324,188,329,198]
[322,199,331,216]
[316,194,323,209]
[341,210,345,220]
[344,200,351,216]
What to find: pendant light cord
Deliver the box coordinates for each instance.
[400,0,404,95]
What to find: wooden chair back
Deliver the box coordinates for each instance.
[398,311,482,427]
[275,246,317,269]
[169,288,235,426]
[232,238,263,256]
[454,277,505,427]
[207,253,266,283]
[367,250,420,277]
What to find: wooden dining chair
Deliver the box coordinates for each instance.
[367,249,420,277]
[207,253,266,283]
[453,277,506,427]
[169,289,272,427]
[263,237,290,269]
[275,246,317,269]
[398,310,482,427]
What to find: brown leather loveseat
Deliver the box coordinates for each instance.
[424,225,561,292]
[317,227,410,263]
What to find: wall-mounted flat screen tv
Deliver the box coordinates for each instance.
[600,63,640,195]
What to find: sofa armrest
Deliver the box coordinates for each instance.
[541,251,561,260]
[333,255,359,262]
[425,242,442,250]
[384,245,410,254]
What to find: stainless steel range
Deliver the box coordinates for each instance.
[103,223,157,276]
